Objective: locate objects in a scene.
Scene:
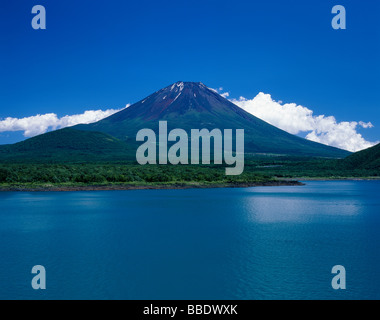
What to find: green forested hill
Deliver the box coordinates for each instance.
[0,128,134,163]
[342,143,380,169]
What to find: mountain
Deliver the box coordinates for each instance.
[0,81,350,162]
[76,81,349,157]
[342,143,380,169]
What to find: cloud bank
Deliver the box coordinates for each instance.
[0,107,126,138]
[227,92,377,152]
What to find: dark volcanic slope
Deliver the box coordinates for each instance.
[77,81,350,158]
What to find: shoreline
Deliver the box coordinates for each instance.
[0,180,304,192]
[1,177,378,192]
[282,177,380,181]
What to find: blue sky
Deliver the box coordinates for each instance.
[0,0,379,150]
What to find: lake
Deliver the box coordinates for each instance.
[0,181,379,300]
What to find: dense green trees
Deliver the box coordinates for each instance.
[0,163,271,185]
[0,156,378,187]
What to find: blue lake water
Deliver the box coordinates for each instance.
[0,181,379,300]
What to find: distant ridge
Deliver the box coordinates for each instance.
[0,128,131,162]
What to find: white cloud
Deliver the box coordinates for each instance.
[0,107,127,138]
[229,92,377,152]
[211,87,230,98]
[359,121,374,129]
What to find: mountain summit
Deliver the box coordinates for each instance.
[103,81,249,122]
[0,81,350,162]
